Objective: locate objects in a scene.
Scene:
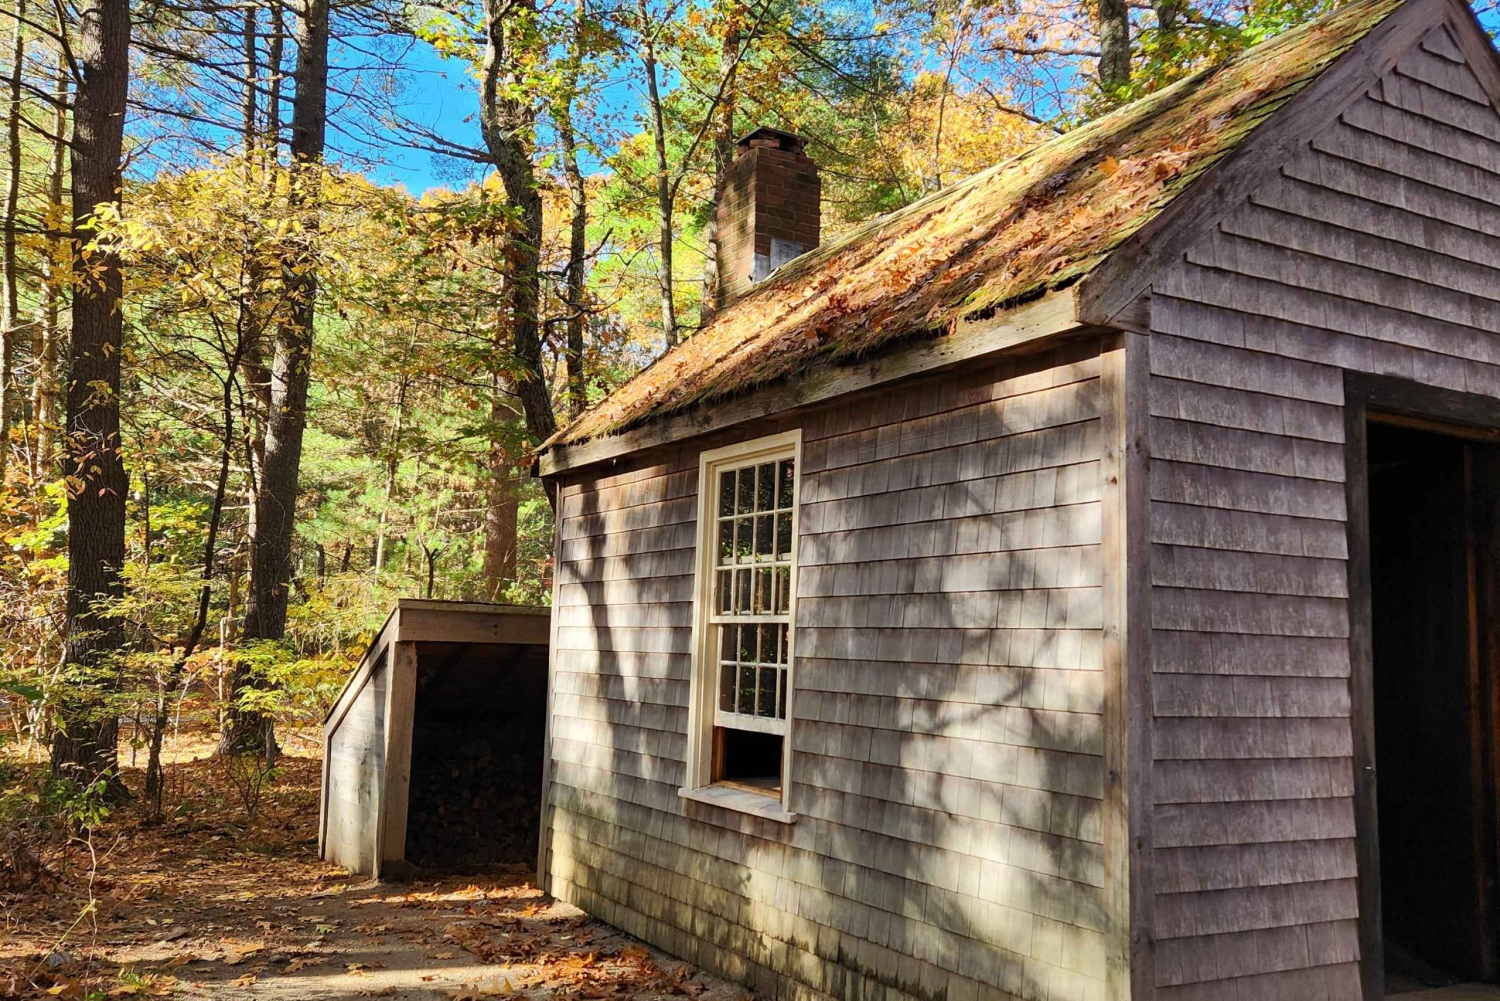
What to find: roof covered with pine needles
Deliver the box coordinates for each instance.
[544,0,1404,451]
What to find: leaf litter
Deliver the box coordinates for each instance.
[0,747,752,1001]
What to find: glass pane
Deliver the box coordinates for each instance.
[737,623,756,663]
[775,513,792,561]
[778,668,788,719]
[755,514,773,561]
[721,625,736,661]
[778,459,794,509]
[735,517,753,563]
[758,623,779,664]
[756,463,775,511]
[774,566,791,614]
[719,662,735,711]
[738,664,756,714]
[735,568,752,613]
[778,623,789,664]
[753,568,773,614]
[736,467,754,514]
[757,667,777,716]
[716,569,733,614]
[717,520,734,565]
[718,471,736,518]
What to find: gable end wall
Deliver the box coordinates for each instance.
[1144,22,1500,1000]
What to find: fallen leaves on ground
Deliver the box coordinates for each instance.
[1,733,751,1001]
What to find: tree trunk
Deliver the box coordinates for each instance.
[0,0,26,483]
[700,23,739,322]
[373,458,395,571]
[559,0,588,420]
[30,43,67,477]
[478,0,556,474]
[374,369,409,571]
[482,443,518,601]
[239,0,268,591]
[1098,0,1131,95]
[51,0,130,791]
[231,0,328,754]
[266,1,283,154]
[241,4,257,155]
[637,0,677,349]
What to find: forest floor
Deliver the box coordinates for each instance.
[0,737,748,1001]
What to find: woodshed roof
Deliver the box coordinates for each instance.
[542,0,1406,453]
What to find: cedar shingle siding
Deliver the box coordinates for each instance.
[547,345,1108,1001]
[1146,24,1500,1000]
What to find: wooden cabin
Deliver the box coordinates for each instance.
[532,0,1500,997]
[320,599,549,879]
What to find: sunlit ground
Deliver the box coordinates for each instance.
[0,732,751,1001]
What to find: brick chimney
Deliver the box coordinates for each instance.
[710,127,821,310]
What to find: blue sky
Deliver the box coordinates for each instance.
[337,37,632,197]
[344,3,1500,198]
[346,42,487,195]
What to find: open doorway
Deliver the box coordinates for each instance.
[403,640,549,874]
[1369,421,1500,994]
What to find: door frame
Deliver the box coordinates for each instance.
[1346,372,1500,1001]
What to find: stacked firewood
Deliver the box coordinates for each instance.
[405,735,541,871]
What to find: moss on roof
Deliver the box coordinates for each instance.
[546,0,1405,451]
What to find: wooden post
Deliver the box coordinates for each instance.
[1342,386,1383,1001]
[1101,329,1154,998]
[377,639,418,880]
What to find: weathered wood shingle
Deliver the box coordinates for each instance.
[544,345,1107,1001]
[1146,22,1500,999]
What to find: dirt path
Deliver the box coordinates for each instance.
[112,865,734,1001]
[1,753,747,1001]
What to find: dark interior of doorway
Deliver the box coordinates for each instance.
[403,641,548,874]
[1369,422,1498,993]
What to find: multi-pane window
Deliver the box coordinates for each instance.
[689,433,799,802]
[712,457,795,733]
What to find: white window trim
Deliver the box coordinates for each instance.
[680,428,802,821]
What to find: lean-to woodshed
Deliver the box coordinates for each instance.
[533,1,1500,997]
[320,600,549,879]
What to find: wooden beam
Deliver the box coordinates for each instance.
[1101,330,1154,999]
[375,640,418,881]
[394,600,551,647]
[1353,372,1500,433]
[1342,385,1383,1001]
[537,288,1092,478]
[1075,0,1447,327]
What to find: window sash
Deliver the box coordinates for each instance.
[687,430,801,804]
[710,453,794,734]
[714,710,786,736]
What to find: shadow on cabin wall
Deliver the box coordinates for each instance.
[549,343,1105,1001]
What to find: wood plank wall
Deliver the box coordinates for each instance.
[1145,25,1500,1000]
[546,341,1107,1001]
[325,653,388,875]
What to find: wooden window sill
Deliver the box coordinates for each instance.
[678,784,798,824]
